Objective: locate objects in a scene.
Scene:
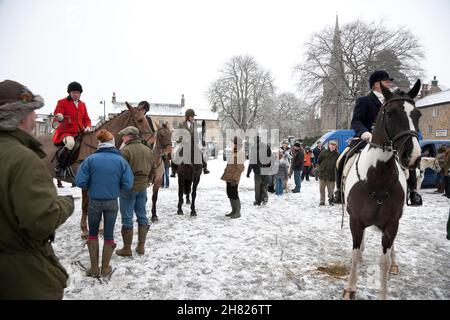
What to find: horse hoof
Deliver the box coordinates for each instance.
[151,216,159,223]
[177,210,184,215]
[190,211,197,217]
[343,289,356,300]
[389,265,399,274]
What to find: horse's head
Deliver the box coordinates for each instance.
[125,101,154,143]
[374,80,422,169]
[155,122,173,154]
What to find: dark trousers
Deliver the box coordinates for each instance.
[302,166,311,181]
[254,174,268,203]
[226,182,239,200]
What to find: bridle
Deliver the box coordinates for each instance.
[369,97,419,156]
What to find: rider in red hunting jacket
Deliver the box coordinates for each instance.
[53,81,92,177]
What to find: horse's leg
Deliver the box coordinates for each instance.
[389,243,399,274]
[359,229,366,259]
[379,221,398,300]
[190,176,200,216]
[152,182,162,222]
[344,217,364,300]
[81,189,89,240]
[177,175,184,215]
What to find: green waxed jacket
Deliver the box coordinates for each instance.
[0,129,74,299]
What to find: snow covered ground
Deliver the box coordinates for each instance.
[54,158,450,300]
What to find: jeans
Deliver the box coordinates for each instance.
[293,169,301,192]
[275,178,284,195]
[88,199,118,241]
[163,165,170,187]
[119,189,148,229]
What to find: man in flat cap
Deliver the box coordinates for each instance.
[116,126,157,257]
[0,80,74,299]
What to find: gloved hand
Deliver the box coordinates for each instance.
[361,131,372,142]
[55,113,64,121]
[84,126,93,133]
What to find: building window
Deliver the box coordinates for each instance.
[432,109,439,117]
[159,120,165,126]
[427,125,432,134]
[173,121,179,128]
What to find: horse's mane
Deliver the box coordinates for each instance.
[93,109,128,131]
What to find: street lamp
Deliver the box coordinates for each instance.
[99,100,106,121]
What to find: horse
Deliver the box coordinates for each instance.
[38,102,153,239]
[416,157,440,191]
[342,80,422,300]
[148,123,172,222]
[174,130,204,217]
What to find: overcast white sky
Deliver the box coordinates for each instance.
[1,0,449,119]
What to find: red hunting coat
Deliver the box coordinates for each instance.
[52,97,91,144]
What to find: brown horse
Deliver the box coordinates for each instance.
[148,123,172,222]
[38,102,153,238]
[342,80,422,299]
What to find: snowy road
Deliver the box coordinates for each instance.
[54,158,450,300]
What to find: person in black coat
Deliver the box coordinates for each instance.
[247,136,272,205]
[333,70,422,206]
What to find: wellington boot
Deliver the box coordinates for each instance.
[86,239,100,277]
[101,242,116,276]
[229,199,241,219]
[136,225,150,255]
[115,228,133,257]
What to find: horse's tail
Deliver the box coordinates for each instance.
[183,178,191,195]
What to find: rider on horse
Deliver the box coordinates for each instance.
[333,70,423,206]
[172,108,210,175]
[52,81,92,177]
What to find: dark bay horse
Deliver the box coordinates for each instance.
[38,102,153,238]
[342,80,422,300]
[148,123,172,222]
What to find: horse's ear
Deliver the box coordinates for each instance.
[125,101,132,110]
[408,79,421,99]
[380,82,393,101]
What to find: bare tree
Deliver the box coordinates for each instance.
[295,19,424,128]
[208,55,274,131]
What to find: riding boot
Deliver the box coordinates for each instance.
[407,169,422,206]
[136,224,150,255]
[55,147,70,178]
[225,198,235,217]
[170,163,177,177]
[202,158,210,174]
[101,241,116,276]
[86,238,100,277]
[115,227,133,257]
[229,199,241,219]
[333,161,345,204]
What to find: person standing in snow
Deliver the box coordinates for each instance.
[301,146,312,181]
[274,152,289,195]
[247,135,272,205]
[0,80,74,299]
[289,142,304,193]
[75,129,134,277]
[221,137,245,218]
[115,126,157,257]
[312,141,323,181]
[317,140,340,206]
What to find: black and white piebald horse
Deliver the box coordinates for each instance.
[343,80,422,300]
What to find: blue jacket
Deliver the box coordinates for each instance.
[351,91,382,137]
[75,147,134,200]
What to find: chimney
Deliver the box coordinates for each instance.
[112,92,116,104]
[181,94,185,107]
[431,76,438,87]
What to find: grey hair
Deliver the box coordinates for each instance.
[0,96,44,131]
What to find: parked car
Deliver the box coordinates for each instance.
[311,130,355,154]
[420,139,450,188]
[206,141,219,159]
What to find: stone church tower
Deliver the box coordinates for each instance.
[320,15,347,133]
